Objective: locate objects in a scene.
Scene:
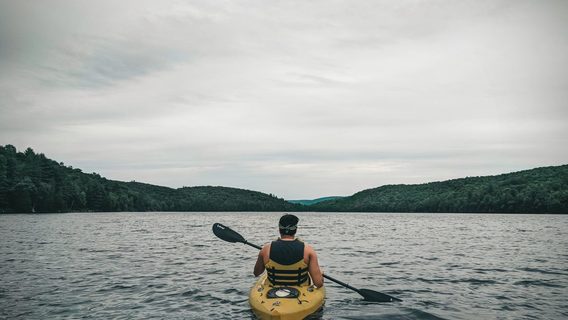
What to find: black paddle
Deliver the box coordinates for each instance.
[212,222,402,302]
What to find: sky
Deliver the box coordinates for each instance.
[1,0,567,199]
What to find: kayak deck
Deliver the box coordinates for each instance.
[249,274,325,320]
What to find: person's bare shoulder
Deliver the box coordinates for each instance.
[305,243,315,252]
[260,242,271,261]
[304,243,317,258]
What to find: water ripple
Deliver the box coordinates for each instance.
[1,212,567,319]
[513,280,565,288]
[519,267,567,276]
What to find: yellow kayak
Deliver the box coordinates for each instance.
[249,273,325,320]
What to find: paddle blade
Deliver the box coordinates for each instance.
[359,289,402,302]
[212,223,246,244]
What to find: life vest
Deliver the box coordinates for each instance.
[265,239,309,286]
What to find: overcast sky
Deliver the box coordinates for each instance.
[1,0,567,199]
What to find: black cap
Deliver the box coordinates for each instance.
[279,214,299,235]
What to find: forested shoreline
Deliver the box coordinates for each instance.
[312,165,568,214]
[0,145,299,213]
[1,144,566,213]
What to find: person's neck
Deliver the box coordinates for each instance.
[280,235,295,241]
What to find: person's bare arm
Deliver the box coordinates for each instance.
[306,245,324,287]
[253,246,267,277]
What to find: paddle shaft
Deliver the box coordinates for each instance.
[243,241,262,250]
[212,222,401,302]
[322,274,360,294]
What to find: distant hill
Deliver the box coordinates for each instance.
[2,144,566,214]
[287,196,344,206]
[0,145,301,213]
[311,165,568,214]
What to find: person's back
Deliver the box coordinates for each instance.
[253,214,324,288]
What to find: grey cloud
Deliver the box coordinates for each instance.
[1,0,567,198]
[49,37,187,88]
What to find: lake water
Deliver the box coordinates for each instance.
[1,212,567,319]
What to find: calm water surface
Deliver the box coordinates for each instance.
[1,212,567,319]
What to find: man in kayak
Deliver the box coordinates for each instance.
[253,214,324,288]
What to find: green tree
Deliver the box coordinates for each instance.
[10,177,36,212]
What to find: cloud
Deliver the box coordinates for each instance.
[0,0,567,198]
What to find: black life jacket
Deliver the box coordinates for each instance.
[265,239,309,286]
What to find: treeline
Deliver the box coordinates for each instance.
[2,144,566,214]
[311,165,568,214]
[0,145,300,213]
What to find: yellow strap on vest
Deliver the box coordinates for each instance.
[265,259,309,286]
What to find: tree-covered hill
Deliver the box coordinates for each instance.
[0,145,300,213]
[287,196,344,206]
[2,144,566,214]
[311,165,568,214]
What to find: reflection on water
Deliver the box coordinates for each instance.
[1,212,567,319]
